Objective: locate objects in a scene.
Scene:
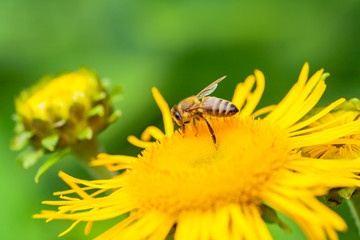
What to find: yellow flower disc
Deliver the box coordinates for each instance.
[127,118,290,213]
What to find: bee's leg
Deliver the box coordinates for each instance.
[193,116,198,136]
[182,123,185,136]
[182,121,190,137]
[173,120,182,135]
[202,117,216,145]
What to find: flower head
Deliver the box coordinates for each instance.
[299,98,360,206]
[301,98,360,159]
[11,68,120,179]
[34,64,360,240]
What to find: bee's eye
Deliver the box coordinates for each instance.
[174,111,181,121]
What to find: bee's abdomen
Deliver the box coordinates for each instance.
[215,99,239,116]
[202,97,239,117]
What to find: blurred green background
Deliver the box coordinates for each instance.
[1,0,360,239]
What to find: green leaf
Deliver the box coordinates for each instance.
[16,147,44,169]
[34,147,70,183]
[338,187,356,199]
[88,104,105,118]
[261,204,292,233]
[95,91,107,101]
[77,127,93,140]
[12,114,25,134]
[10,131,33,151]
[41,134,60,151]
[108,110,121,123]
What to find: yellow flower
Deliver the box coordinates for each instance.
[299,98,360,206]
[34,63,360,240]
[17,71,97,122]
[301,99,360,159]
[11,68,120,180]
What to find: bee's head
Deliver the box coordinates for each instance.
[171,105,183,126]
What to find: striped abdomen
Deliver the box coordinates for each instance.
[201,97,239,117]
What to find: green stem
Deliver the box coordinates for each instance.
[72,138,115,180]
[347,198,360,238]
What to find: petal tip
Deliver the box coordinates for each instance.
[151,87,160,95]
[254,69,265,79]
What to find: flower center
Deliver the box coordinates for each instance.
[125,117,291,213]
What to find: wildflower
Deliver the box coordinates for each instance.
[11,68,120,181]
[34,63,360,240]
[301,98,360,159]
[300,98,360,207]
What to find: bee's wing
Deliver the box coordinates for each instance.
[195,76,226,99]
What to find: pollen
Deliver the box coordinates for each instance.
[125,117,290,213]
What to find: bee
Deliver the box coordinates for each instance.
[171,76,239,144]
